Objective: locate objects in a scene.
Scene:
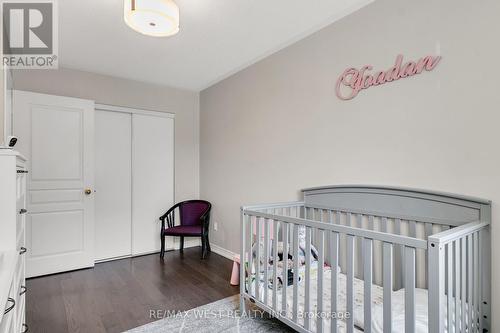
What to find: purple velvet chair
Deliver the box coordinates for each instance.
[159,200,212,259]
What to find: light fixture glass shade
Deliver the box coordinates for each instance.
[124,0,179,37]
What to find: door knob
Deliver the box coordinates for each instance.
[84,188,93,195]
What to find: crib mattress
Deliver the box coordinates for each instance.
[248,263,458,333]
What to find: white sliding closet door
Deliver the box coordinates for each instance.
[132,114,174,255]
[95,110,132,261]
[13,90,95,278]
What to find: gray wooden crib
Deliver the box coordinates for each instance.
[239,185,491,333]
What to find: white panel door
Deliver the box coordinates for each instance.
[3,67,13,141]
[95,110,132,261]
[132,114,174,255]
[13,90,95,277]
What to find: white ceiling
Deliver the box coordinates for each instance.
[60,0,373,91]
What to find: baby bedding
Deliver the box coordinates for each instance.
[248,262,465,333]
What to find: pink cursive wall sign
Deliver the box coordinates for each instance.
[335,54,441,100]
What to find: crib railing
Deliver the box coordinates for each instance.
[428,220,490,333]
[303,202,452,290]
[240,202,430,333]
[240,202,490,333]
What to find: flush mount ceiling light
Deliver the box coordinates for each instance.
[124,0,180,37]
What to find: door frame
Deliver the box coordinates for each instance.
[95,104,175,119]
[2,65,13,144]
[94,104,176,262]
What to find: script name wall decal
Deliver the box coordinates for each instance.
[335,54,441,100]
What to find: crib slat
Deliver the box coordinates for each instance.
[383,242,393,333]
[305,226,312,331]
[467,234,473,333]
[346,235,355,333]
[256,218,261,301]
[264,219,270,305]
[249,217,256,298]
[478,231,483,333]
[461,237,466,332]
[282,222,289,313]
[425,223,433,289]
[409,221,417,238]
[292,224,299,323]
[272,219,278,310]
[380,216,386,232]
[336,211,343,271]
[405,247,416,333]
[425,223,433,239]
[447,243,453,332]
[356,214,363,280]
[317,230,325,333]
[474,232,479,333]
[363,238,373,333]
[394,219,403,290]
[455,240,461,333]
[240,213,246,311]
[331,232,339,333]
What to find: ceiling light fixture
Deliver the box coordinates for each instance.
[124,0,180,37]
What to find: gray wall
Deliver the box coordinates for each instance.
[0,67,4,145]
[13,67,200,203]
[0,30,4,145]
[200,0,500,328]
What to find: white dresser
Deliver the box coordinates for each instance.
[0,150,27,333]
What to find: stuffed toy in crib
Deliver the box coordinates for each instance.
[247,225,319,290]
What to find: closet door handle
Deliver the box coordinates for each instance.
[21,323,29,333]
[20,285,27,296]
[19,247,27,255]
[4,298,15,314]
[17,170,29,174]
[19,208,28,215]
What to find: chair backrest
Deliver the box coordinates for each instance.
[179,200,211,226]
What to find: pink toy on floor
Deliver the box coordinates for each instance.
[230,254,240,285]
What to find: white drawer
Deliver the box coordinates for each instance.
[0,315,14,333]
[15,195,25,216]
[1,257,25,333]
[15,174,26,204]
[15,226,24,251]
[14,258,23,294]
[12,262,25,333]
[0,306,13,333]
[14,285,25,333]
[0,279,17,333]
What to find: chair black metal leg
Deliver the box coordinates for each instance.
[160,232,165,259]
[180,236,184,252]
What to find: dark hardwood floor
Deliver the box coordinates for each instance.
[26,248,239,333]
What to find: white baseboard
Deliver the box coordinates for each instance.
[95,239,202,264]
[172,237,201,250]
[211,243,238,261]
